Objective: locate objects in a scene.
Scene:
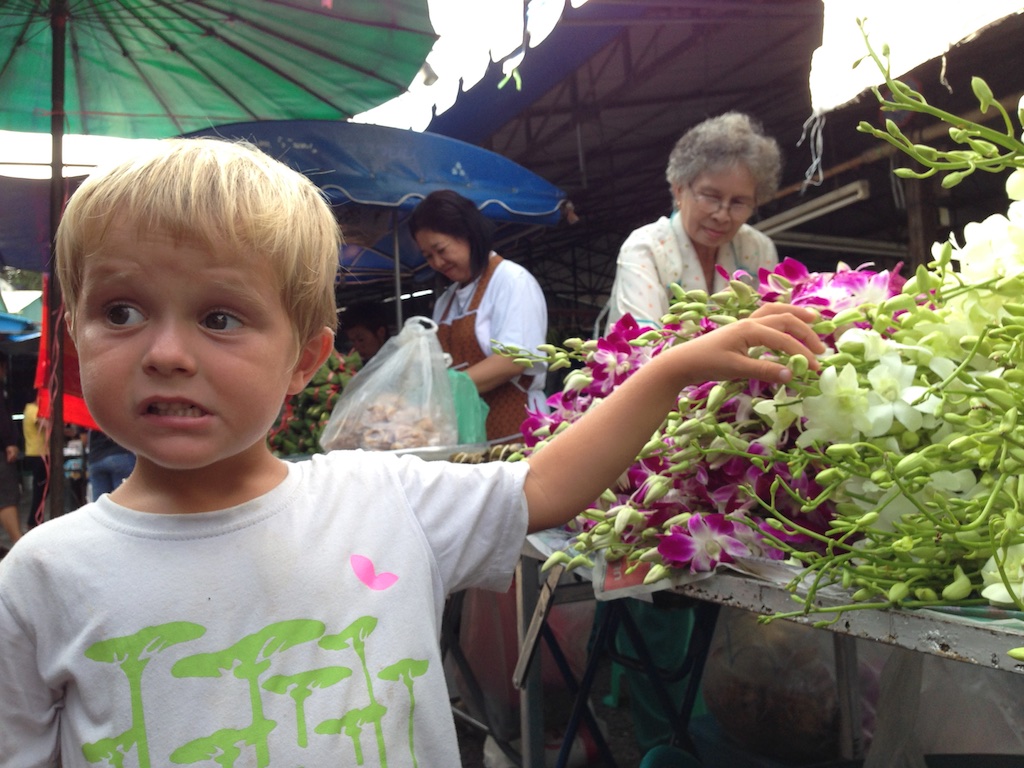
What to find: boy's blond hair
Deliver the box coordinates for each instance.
[56,138,341,345]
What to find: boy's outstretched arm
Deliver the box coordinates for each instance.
[523,304,825,532]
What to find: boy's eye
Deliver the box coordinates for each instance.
[203,312,242,331]
[107,305,143,326]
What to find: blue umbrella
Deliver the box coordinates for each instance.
[5,121,568,284]
[181,120,568,291]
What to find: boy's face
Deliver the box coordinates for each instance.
[68,223,328,475]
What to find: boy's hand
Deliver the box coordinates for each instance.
[523,303,825,532]
[681,303,825,385]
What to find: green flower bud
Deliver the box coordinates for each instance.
[643,563,670,585]
[831,307,867,326]
[614,506,644,535]
[814,467,844,486]
[567,554,594,571]
[870,468,892,485]
[707,314,737,326]
[1001,407,1019,433]
[642,476,673,506]
[892,535,915,553]
[986,389,1017,411]
[706,384,729,412]
[898,430,921,451]
[941,565,973,601]
[855,511,879,528]
[941,170,970,189]
[1002,303,1024,318]
[971,76,995,111]
[894,452,932,476]
[880,294,918,314]
[787,354,809,377]
[948,435,980,452]
[564,370,593,392]
[888,582,910,603]
[542,551,572,570]
[825,443,861,460]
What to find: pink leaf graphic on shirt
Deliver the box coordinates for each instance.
[350,554,398,590]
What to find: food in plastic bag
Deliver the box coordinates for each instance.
[319,317,458,452]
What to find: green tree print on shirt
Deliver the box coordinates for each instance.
[171,619,326,768]
[319,616,389,765]
[83,621,206,768]
[262,666,352,748]
[79,612,434,765]
[315,701,387,766]
[379,659,429,768]
[169,721,272,767]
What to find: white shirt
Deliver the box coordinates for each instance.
[606,212,778,328]
[0,452,530,767]
[432,255,549,411]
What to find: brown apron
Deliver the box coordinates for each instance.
[436,255,532,443]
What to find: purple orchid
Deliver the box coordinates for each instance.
[758,257,905,316]
[658,513,752,573]
[524,259,909,577]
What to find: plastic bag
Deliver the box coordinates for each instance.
[869,649,1024,762]
[701,607,883,763]
[319,316,458,451]
[448,369,489,445]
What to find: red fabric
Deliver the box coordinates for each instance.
[33,276,99,430]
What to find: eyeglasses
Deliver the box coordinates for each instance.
[688,185,755,219]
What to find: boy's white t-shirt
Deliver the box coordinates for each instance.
[0,450,530,767]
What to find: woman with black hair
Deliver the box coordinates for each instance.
[409,189,548,444]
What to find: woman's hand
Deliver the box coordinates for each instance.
[465,353,531,394]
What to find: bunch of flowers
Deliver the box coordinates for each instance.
[515,32,1024,645]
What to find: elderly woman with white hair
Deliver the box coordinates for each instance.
[607,111,782,328]
[602,111,783,760]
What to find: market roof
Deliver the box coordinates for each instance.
[415,1,1024,336]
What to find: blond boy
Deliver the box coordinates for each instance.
[0,139,822,766]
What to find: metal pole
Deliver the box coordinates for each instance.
[392,211,403,327]
[46,2,68,519]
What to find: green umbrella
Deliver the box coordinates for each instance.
[0,0,436,138]
[0,0,436,515]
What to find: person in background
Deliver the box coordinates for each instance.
[607,111,782,328]
[0,360,21,547]
[21,397,47,531]
[85,429,135,501]
[340,301,392,365]
[604,111,783,755]
[409,189,547,444]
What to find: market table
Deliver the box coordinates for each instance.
[515,543,1024,768]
